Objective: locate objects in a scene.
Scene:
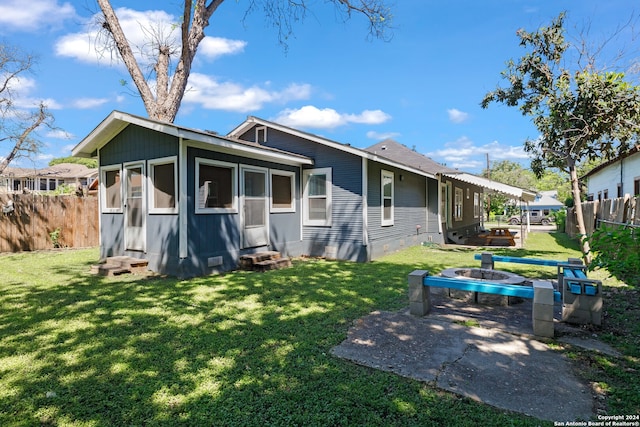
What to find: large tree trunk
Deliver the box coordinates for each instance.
[568,159,592,264]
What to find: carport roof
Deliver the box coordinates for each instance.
[443,172,536,202]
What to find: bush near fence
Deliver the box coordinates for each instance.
[566,195,640,237]
[0,194,98,252]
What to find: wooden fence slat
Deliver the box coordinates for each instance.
[0,194,98,252]
[567,195,640,237]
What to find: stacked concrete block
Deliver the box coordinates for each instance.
[532,281,555,338]
[562,282,603,326]
[408,270,431,316]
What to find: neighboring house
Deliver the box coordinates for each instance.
[523,191,564,215]
[0,163,97,194]
[583,147,640,201]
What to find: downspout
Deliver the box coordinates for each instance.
[362,158,369,256]
[179,137,188,259]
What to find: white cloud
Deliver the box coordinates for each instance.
[274,105,391,129]
[0,0,75,32]
[55,7,245,65]
[366,130,401,140]
[427,136,529,170]
[182,73,311,112]
[7,76,62,110]
[72,98,110,109]
[46,130,73,140]
[447,108,470,124]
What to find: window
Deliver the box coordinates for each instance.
[195,158,237,213]
[454,187,463,221]
[270,170,295,213]
[381,170,394,226]
[474,192,480,218]
[101,165,122,213]
[255,126,267,143]
[303,168,332,226]
[603,190,609,200]
[635,177,640,196]
[149,157,178,214]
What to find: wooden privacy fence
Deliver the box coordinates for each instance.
[566,195,640,237]
[0,194,98,252]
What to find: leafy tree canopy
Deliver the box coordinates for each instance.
[49,157,98,169]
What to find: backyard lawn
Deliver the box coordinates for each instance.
[0,232,638,426]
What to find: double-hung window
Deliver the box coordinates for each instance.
[303,168,331,226]
[195,158,237,213]
[381,170,394,226]
[454,187,463,221]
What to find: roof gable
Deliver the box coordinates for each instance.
[228,116,437,179]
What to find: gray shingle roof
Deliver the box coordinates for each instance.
[365,139,457,174]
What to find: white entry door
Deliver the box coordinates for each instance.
[124,162,146,251]
[241,167,268,248]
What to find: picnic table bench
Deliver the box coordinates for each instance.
[482,227,516,246]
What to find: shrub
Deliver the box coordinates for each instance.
[588,225,640,285]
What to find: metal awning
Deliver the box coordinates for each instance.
[443,172,536,202]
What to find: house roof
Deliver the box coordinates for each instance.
[364,139,457,175]
[72,111,313,167]
[530,193,564,208]
[2,163,97,179]
[443,172,537,202]
[228,116,437,179]
[581,145,640,179]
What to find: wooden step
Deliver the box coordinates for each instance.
[239,251,291,272]
[90,256,149,276]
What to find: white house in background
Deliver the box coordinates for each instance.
[0,163,98,194]
[583,147,640,201]
[523,191,565,215]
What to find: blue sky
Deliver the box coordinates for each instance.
[1,0,637,173]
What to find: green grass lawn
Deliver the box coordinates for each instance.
[0,233,637,426]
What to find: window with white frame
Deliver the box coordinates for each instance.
[149,156,178,214]
[303,168,332,226]
[381,170,394,226]
[270,170,295,213]
[474,192,480,218]
[195,158,237,213]
[454,187,463,221]
[101,165,122,213]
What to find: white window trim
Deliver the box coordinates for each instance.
[381,169,394,226]
[255,126,267,143]
[101,164,123,213]
[454,187,463,221]
[148,156,178,214]
[303,167,332,227]
[269,169,296,213]
[195,157,238,214]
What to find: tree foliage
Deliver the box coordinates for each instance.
[49,156,98,169]
[0,43,55,174]
[481,12,640,263]
[96,0,392,123]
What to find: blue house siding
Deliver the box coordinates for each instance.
[366,161,440,259]
[184,146,304,275]
[98,125,180,271]
[237,127,367,261]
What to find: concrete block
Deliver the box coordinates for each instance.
[533,303,554,322]
[408,270,430,316]
[562,307,592,325]
[533,319,554,338]
[481,252,494,270]
[533,281,554,305]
